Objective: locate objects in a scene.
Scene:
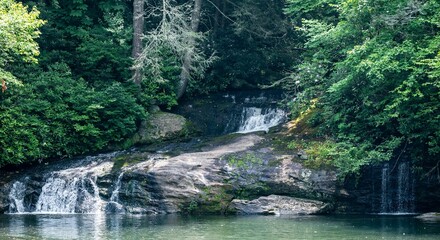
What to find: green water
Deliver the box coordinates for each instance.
[0,214,439,240]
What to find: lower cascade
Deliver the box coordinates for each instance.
[106,173,125,213]
[35,176,102,213]
[377,162,416,214]
[8,182,26,213]
[9,175,104,214]
[7,153,119,214]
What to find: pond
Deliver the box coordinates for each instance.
[1,214,439,239]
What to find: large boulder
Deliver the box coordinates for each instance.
[134,112,196,144]
[229,195,329,215]
[415,212,440,221]
[116,133,337,214]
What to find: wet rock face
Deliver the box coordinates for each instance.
[336,162,440,214]
[229,195,330,215]
[0,185,9,213]
[113,134,337,215]
[0,133,338,215]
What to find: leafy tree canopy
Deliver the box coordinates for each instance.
[0,0,45,85]
[285,0,440,176]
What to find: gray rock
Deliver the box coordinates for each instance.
[134,112,194,144]
[415,212,440,221]
[0,184,10,213]
[120,134,264,214]
[0,133,338,215]
[116,134,337,214]
[229,195,329,215]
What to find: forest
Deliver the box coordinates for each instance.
[1,0,439,179]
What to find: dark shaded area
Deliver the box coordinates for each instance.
[338,159,440,214]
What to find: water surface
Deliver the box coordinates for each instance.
[1,214,439,240]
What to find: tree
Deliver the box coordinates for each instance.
[177,0,202,99]
[132,0,145,87]
[284,0,440,175]
[0,0,45,88]
[133,0,215,99]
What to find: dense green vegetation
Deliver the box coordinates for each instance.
[284,0,440,176]
[1,0,145,165]
[0,0,294,166]
[1,0,439,180]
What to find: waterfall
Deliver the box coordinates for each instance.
[8,181,26,213]
[378,161,416,214]
[7,153,116,214]
[380,164,390,213]
[397,162,415,213]
[106,173,125,213]
[35,175,103,214]
[110,173,123,203]
[237,107,286,133]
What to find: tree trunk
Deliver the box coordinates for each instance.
[132,0,145,87]
[177,0,202,99]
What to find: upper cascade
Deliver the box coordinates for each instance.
[237,107,286,134]
[173,89,288,135]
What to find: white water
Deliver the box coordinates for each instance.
[379,162,416,215]
[106,173,125,213]
[35,176,103,214]
[110,173,123,203]
[35,177,80,213]
[8,181,26,213]
[8,153,116,214]
[237,107,286,133]
[9,171,124,214]
[397,162,415,213]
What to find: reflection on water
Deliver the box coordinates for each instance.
[1,214,440,240]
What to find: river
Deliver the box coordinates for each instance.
[1,214,439,239]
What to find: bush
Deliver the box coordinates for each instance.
[0,63,145,166]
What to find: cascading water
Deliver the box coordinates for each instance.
[173,89,287,135]
[237,107,287,133]
[110,173,123,203]
[8,181,26,213]
[377,161,416,214]
[106,173,125,213]
[6,90,288,215]
[35,175,103,214]
[380,164,390,213]
[397,162,416,213]
[7,152,117,214]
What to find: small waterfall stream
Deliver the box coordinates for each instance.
[397,162,416,213]
[380,164,390,213]
[377,161,416,214]
[8,182,26,213]
[236,107,286,133]
[106,173,125,213]
[174,89,287,135]
[35,176,103,214]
